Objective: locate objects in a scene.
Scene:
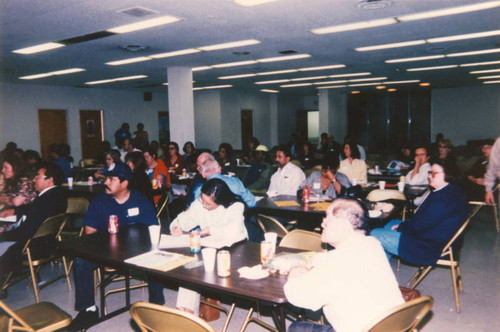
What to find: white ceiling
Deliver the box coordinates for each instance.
[1,0,499,95]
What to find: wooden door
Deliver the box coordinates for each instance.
[241,110,253,148]
[38,109,68,160]
[80,110,103,159]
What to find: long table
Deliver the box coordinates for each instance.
[250,195,403,231]
[59,225,295,331]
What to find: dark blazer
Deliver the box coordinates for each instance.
[398,183,468,266]
[0,186,67,274]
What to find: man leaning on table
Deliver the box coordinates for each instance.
[68,163,164,332]
[284,199,404,332]
[267,145,305,197]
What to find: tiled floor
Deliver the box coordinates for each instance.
[2,207,499,331]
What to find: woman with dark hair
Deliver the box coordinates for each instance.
[433,138,460,180]
[125,151,154,203]
[165,141,185,174]
[339,141,367,183]
[169,178,248,314]
[301,156,350,199]
[0,155,36,208]
[182,141,196,160]
[170,178,247,240]
[242,136,260,164]
[218,142,237,174]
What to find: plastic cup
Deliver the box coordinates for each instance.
[379,181,386,190]
[202,248,217,272]
[264,232,277,247]
[148,225,161,250]
[261,241,275,265]
[398,182,405,192]
[67,177,73,189]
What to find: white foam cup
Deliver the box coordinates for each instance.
[202,248,217,272]
[148,225,161,250]
[379,181,386,190]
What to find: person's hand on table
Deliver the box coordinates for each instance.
[288,265,309,279]
[485,191,495,205]
[0,208,14,218]
[171,226,183,236]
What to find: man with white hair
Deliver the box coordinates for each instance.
[284,199,404,332]
[193,158,256,207]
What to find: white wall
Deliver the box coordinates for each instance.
[432,85,500,145]
[0,83,167,161]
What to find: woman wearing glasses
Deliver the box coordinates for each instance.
[165,141,185,175]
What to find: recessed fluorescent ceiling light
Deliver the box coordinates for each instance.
[192,66,213,71]
[348,82,382,87]
[106,57,151,66]
[397,1,500,22]
[258,54,311,62]
[385,55,445,63]
[280,83,313,88]
[212,60,258,68]
[13,42,65,55]
[150,49,201,59]
[19,68,85,80]
[257,69,298,76]
[311,18,397,34]
[483,80,500,84]
[85,75,147,85]
[356,40,425,52]
[198,39,261,51]
[317,85,347,89]
[470,68,500,74]
[255,79,290,84]
[314,80,348,85]
[298,64,346,71]
[219,73,257,79]
[290,76,328,81]
[477,75,500,79]
[460,60,500,67]
[407,65,458,71]
[329,72,371,78]
[383,80,421,84]
[107,15,180,34]
[427,29,500,43]
[193,84,233,90]
[349,77,387,82]
[260,89,279,93]
[447,48,500,57]
[234,0,278,7]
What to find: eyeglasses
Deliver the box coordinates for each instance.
[34,174,48,180]
[428,171,443,176]
[168,147,176,150]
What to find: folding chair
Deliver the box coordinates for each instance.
[468,183,499,232]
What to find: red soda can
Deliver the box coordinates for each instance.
[302,186,310,203]
[108,215,119,234]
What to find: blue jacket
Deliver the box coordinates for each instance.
[193,173,256,208]
[398,184,468,266]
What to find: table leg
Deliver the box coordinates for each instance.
[270,304,286,332]
[98,266,106,318]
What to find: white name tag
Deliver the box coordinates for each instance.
[128,207,139,217]
[313,182,320,190]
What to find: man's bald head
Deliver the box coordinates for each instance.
[197,152,215,173]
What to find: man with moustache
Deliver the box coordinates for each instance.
[68,163,163,332]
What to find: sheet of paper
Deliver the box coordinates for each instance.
[273,200,300,207]
[0,215,17,222]
[159,234,190,248]
[125,250,195,272]
[0,241,16,256]
[200,235,246,249]
[309,202,331,211]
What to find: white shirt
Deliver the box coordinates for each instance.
[405,162,431,185]
[170,200,247,243]
[267,162,305,196]
[284,234,404,332]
